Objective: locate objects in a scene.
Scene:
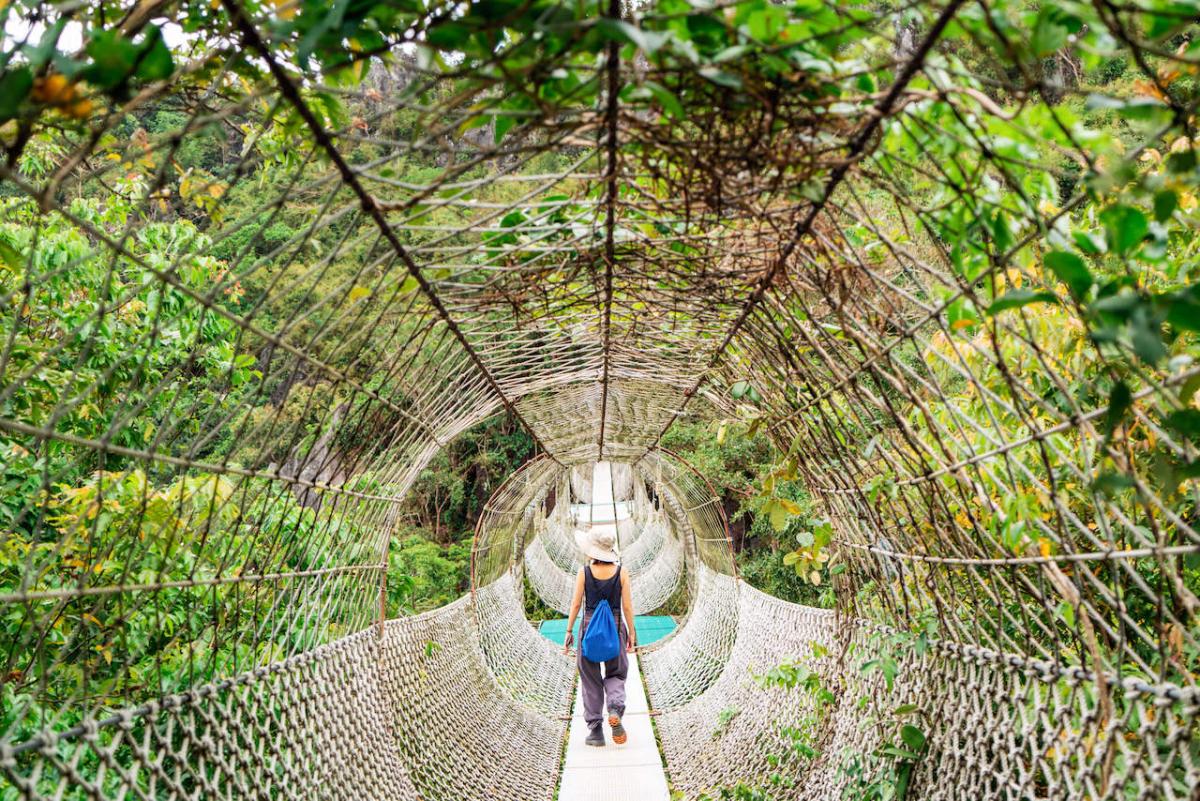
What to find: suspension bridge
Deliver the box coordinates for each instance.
[1,0,1198,799]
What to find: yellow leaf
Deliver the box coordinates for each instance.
[348,285,372,303]
[1038,538,1052,559]
[1166,623,1184,659]
[272,0,297,19]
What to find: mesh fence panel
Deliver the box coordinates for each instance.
[2,0,1199,798]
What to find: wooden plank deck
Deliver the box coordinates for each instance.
[556,652,670,801]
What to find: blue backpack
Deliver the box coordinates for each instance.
[581,598,620,663]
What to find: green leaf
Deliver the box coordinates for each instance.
[768,500,790,532]
[595,19,670,54]
[1153,190,1178,222]
[1117,98,1170,122]
[1130,316,1166,365]
[1181,374,1200,406]
[426,22,472,50]
[731,380,750,400]
[494,113,516,144]
[900,724,926,752]
[1031,10,1069,57]
[880,659,897,691]
[1072,230,1105,255]
[1167,149,1196,174]
[1105,380,1132,435]
[746,6,788,42]
[987,290,1060,315]
[136,27,174,82]
[894,704,920,716]
[798,179,825,203]
[1100,205,1148,256]
[1146,8,1195,39]
[1164,409,1200,442]
[1044,251,1093,299]
[500,210,526,228]
[795,530,814,547]
[698,67,742,90]
[989,212,1012,252]
[82,30,139,90]
[643,80,684,119]
[1091,472,1135,497]
[945,297,980,334]
[0,67,33,122]
[1092,292,1140,317]
[1166,284,1200,332]
[712,45,751,63]
[0,236,23,270]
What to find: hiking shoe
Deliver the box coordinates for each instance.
[585,726,605,747]
[608,713,627,745]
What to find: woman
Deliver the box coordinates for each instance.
[564,525,636,747]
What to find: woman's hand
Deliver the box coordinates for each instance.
[563,631,574,655]
[627,638,637,654]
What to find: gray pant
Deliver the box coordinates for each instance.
[577,611,628,729]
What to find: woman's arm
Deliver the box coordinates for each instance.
[621,568,636,652]
[564,568,585,654]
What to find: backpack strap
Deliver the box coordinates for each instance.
[583,563,595,603]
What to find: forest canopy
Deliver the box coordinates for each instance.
[0,0,1198,798]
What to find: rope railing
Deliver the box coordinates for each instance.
[2,0,1199,798]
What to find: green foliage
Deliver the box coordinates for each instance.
[663,414,839,603]
[697,646,838,800]
[1,2,1199,795]
[836,629,936,801]
[523,573,559,622]
[387,531,470,614]
[0,468,369,736]
[712,705,742,739]
[740,545,832,608]
[0,196,258,497]
[662,418,775,495]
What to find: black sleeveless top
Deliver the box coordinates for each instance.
[583,563,622,613]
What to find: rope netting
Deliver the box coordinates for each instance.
[2,0,1200,798]
[521,464,684,613]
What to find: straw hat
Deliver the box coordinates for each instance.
[575,524,620,563]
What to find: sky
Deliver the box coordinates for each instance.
[5,6,189,59]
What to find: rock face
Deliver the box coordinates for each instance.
[281,401,350,510]
[1041,48,1081,105]
[894,16,921,62]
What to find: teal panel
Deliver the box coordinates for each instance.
[538,615,677,647]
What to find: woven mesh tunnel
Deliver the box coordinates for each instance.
[2,0,1200,799]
